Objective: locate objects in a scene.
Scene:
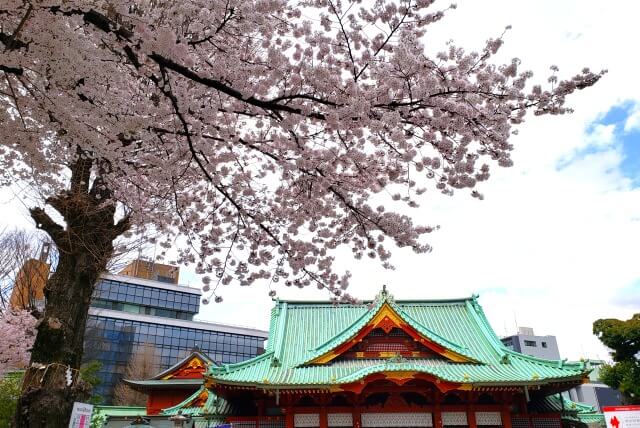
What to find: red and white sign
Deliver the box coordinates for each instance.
[603,406,640,428]
[68,402,94,428]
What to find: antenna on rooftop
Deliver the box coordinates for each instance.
[39,242,51,263]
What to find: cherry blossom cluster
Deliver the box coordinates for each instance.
[0,0,603,300]
[0,309,37,375]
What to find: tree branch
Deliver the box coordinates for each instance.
[29,208,65,246]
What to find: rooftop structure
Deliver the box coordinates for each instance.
[118,259,180,285]
[501,326,561,360]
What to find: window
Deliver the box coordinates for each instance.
[524,340,537,347]
[541,342,547,348]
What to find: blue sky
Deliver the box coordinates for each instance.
[562,102,640,186]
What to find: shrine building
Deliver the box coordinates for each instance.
[138,290,602,428]
[124,348,214,415]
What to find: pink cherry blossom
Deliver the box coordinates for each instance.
[0,1,603,301]
[0,310,37,375]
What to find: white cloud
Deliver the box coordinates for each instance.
[624,103,640,132]
[585,124,617,148]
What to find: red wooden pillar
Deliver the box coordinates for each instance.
[434,401,443,428]
[320,406,328,428]
[353,406,361,428]
[502,405,513,428]
[285,406,294,428]
[467,405,477,428]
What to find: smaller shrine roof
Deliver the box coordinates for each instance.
[529,395,605,427]
[124,348,214,392]
[151,349,215,380]
[161,385,232,420]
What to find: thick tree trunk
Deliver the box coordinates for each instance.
[14,155,130,428]
[14,251,105,427]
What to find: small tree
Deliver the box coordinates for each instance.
[113,344,160,406]
[593,314,640,404]
[0,371,24,428]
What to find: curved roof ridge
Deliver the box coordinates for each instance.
[264,303,282,353]
[307,298,385,354]
[279,296,476,305]
[462,298,583,371]
[272,302,289,362]
[390,300,474,358]
[505,349,587,369]
[463,298,511,359]
[208,350,274,375]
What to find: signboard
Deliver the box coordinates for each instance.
[603,406,640,428]
[68,402,94,428]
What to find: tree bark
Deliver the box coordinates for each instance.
[14,155,130,427]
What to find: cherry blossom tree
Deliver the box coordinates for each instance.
[0,309,37,376]
[0,0,603,425]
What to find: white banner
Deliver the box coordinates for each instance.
[604,406,640,428]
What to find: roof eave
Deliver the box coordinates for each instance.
[210,373,586,391]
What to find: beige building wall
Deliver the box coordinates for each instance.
[118,259,180,284]
[9,259,50,310]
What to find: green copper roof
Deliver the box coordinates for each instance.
[208,293,588,388]
[91,405,147,427]
[161,385,232,419]
[530,395,605,426]
[92,406,147,417]
[300,295,477,364]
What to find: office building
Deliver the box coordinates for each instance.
[501,326,561,360]
[83,272,268,404]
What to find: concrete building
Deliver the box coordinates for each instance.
[565,361,623,411]
[501,326,561,360]
[84,273,268,404]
